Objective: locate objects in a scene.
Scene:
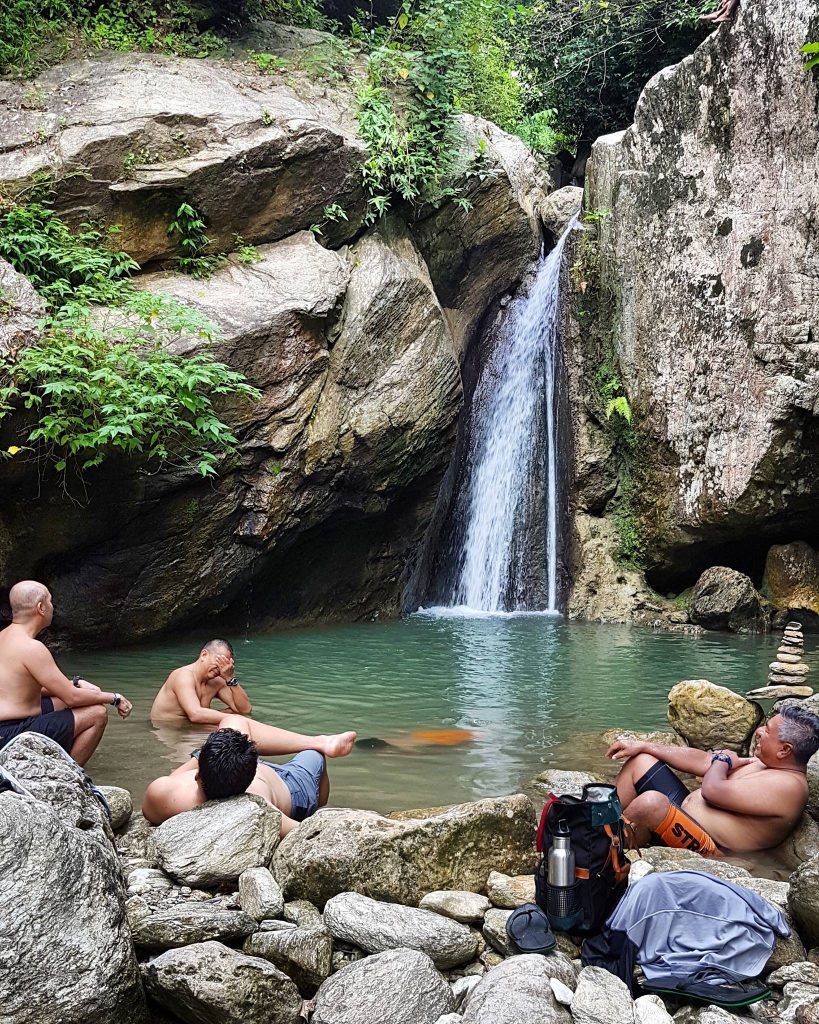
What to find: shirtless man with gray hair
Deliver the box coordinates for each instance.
[0,580,133,764]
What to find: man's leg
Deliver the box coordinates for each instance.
[614,752,663,807]
[217,714,355,758]
[69,705,108,766]
[620,791,673,847]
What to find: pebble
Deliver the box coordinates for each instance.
[769,662,810,676]
[778,651,803,663]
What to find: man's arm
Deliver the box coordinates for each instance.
[174,677,231,726]
[215,683,252,715]
[25,642,132,716]
[142,775,194,825]
[607,738,712,777]
[700,759,804,817]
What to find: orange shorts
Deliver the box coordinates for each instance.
[654,802,718,857]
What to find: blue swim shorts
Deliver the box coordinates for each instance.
[262,749,325,822]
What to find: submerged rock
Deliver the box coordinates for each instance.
[323,892,478,969]
[667,679,762,752]
[152,795,281,887]
[312,948,455,1024]
[143,940,302,1024]
[272,795,537,907]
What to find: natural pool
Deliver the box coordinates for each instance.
[73,614,799,812]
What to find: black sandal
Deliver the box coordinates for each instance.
[642,967,770,1007]
[505,903,557,954]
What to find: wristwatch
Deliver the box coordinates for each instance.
[225,677,239,688]
[711,752,733,768]
[72,675,81,688]
[110,693,122,707]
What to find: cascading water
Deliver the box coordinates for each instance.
[447,220,576,613]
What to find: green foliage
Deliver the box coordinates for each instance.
[0,196,260,478]
[517,0,709,142]
[801,42,819,72]
[605,395,632,424]
[309,203,348,236]
[167,202,225,278]
[514,108,573,155]
[247,50,289,73]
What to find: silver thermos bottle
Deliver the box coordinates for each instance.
[547,819,580,924]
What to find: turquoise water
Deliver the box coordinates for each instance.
[69,615,798,813]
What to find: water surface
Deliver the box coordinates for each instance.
[68,615,799,813]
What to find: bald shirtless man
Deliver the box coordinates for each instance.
[608,705,819,855]
[143,719,331,835]
[150,638,356,760]
[0,581,133,765]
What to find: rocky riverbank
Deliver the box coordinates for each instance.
[7,674,819,1024]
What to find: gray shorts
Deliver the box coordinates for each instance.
[262,750,325,822]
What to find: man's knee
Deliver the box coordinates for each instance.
[627,790,671,829]
[619,753,659,779]
[219,714,249,735]
[76,704,107,730]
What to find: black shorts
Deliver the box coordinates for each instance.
[634,761,691,807]
[0,696,75,753]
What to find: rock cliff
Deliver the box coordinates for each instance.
[565,0,819,621]
[0,45,550,643]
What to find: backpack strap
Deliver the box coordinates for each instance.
[603,822,631,884]
[536,793,559,852]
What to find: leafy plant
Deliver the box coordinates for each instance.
[0,196,260,479]
[514,108,573,155]
[233,234,262,263]
[167,202,225,278]
[801,42,819,72]
[309,203,349,236]
[247,50,289,74]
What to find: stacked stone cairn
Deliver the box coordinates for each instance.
[765,621,813,699]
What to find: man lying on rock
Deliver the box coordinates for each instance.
[150,636,356,759]
[608,706,819,855]
[0,580,133,764]
[142,718,345,834]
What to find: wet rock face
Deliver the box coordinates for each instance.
[765,544,819,619]
[0,53,548,645]
[567,0,819,610]
[667,679,762,753]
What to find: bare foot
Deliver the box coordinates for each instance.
[320,731,357,757]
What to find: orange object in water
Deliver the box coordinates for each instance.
[409,728,476,747]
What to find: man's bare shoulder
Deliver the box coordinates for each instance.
[0,629,51,662]
[162,665,197,692]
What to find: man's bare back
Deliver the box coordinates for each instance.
[0,581,132,765]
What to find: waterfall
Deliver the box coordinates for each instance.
[448,221,575,613]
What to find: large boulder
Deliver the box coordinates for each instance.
[0,787,147,1024]
[312,948,455,1024]
[272,795,537,907]
[667,680,762,752]
[151,795,281,886]
[323,892,478,969]
[571,966,635,1024]
[565,0,819,611]
[790,855,819,947]
[459,954,573,1024]
[142,940,302,1024]
[689,568,770,633]
[764,543,819,617]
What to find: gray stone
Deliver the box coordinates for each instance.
[529,769,601,799]
[420,890,492,923]
[667,680,762,752]
[129,901,257,950]
[460,954,573,1024]
[452,975,482,1008]
[770,663,811,677]
[635,994,674,1024]
[0,257,44,355]
[98,785,133,830]
[143,940,302,1024]
[791,857,819,947]
[127,868,173,896]
[571,966,635,1024]
[313,948,455,1024]
[152,795,281,887]
[482,908,514,956]
[689,568,770,634]
[0,785,147,1023]
[486,871,536,908]
[239,866,285,921]
[673,1009,745,1024]
[283,899,323,928]
[273,795,537,907]
[244,924,333,995]
[540,186,583,239]
[776,982,819,1024]
[768,963,819,987]
[323,892,478,969]
[551,978,575,1006]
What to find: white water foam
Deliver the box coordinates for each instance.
[451,221,575,614]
